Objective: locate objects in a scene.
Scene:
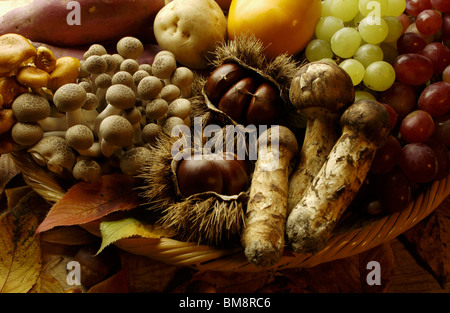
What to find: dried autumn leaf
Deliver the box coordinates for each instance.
[98,217,175,254]
[36,174,141,233]
[0,191,41,293]
[402,197,450,287]
[0,154,19,195]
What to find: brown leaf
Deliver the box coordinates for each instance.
[40,226,99,246]
[402,197,450,287]
[0,191,42,293]
[36,174,141,233]
[87,269,129,293]
[0,154,20,196]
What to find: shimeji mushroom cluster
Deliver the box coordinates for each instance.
[10,36,195,183]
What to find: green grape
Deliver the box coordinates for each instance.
[330,0,359,22]
[383,16,403,42]
[385,0,406,17]
[352,12,365,27]
[319,58,337,64]
[339,59,365,85]
[359,0,388,17]
[321,0,333,17]
[363,60,396,91]
[355,90,377,102]
[305,39,334,62]
[354,43,384,67]
[315,16,345,42]
[331,27,361,58]
[358,16,389,44]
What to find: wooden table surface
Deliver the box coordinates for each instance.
[0,0,449,293]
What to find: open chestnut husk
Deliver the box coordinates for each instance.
[137,131,251,247]
[191,34,305,131]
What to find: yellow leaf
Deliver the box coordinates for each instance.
[98,218,174,254]
[0,192,41,293]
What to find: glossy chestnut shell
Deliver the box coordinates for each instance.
[204,62,283,126]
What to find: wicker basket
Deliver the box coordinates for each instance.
[10,151,450,272]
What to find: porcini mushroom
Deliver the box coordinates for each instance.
[98,115,134,157]
[241,126,298,267]
[28,135,76,176]
[53,83,88,127]
[287,61,355,215]
[286,100,391,253]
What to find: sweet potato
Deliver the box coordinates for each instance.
[0,0,165,46]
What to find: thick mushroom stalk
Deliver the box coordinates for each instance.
[287,61,354,215]
[286,100,391,254]
[241,126,298,267]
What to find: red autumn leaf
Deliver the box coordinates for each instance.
[36,174,141,233]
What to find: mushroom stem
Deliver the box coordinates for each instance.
[77,142,102,157]
[93,104,122,137]
[43,130,66,137]
[38,116,69,131]
[241,126,298,267]
[286,100,391,254]
[66,108,88,127]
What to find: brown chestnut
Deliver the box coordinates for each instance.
[177,157,224,197]
[246,82,282,125]
[205,63,247,104]
[214,158,249,196]
[218,77,256,124]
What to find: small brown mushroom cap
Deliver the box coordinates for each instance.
[120,146,153,175]
[120,59,140,75]
[11,122,43,146]
[28,136,76,175]
[83,44,108,59]
[116,37,144,60]
[83,93,99,110]
[12,92,50,122]
[133,70,150,86]
[53,83,87,112]
[142,122,162,144]
[84,55,108,74]
[340,99,391,148]
[146,98,168,120]
[99,115,134,147]
[105,84,136,110]
[95,73,112,89]
[73,159,102,183]
[167,98,191,120]
[289,61,355,112]
[137,76,163,100]
[111,71,134,88]
[152,53,177,80]
[65,124,94,150]
[160,84,181,103]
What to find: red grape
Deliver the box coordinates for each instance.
[370,135,402,174]
[406,0,432,16]
[379,82,417,117]
[443,64,450,83]
[432,114,450,147]
[443,13,450,41]
[396,33,427,55]
[426,138,450,180]
[417,81,450,117]
[430,0,450,12]
[400,110,435,143]
[420,42,450,74]
[397,14,412,33]
[416,9,443,36]
[393,53,434,86]
[400,142,438,183]
[376,166,412,213]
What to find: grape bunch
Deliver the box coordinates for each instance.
[305,0,407,92]
[348,0,450,216]
[309,0,450,215]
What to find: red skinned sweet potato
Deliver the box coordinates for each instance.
[0,0,165,46]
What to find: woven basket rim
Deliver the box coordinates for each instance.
[9,152,450,271]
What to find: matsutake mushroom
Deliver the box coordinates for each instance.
[286,100,391,254]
